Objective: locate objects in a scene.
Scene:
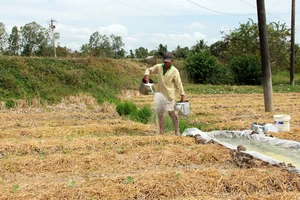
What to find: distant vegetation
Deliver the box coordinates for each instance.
[0,19,299,72]
[1,18,299,109]
[0,56,299,109]
[0,56,144,107]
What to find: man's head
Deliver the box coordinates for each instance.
[163,52,173,63]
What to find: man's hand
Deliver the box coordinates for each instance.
[180,95,185,102]
[144,75,149,83]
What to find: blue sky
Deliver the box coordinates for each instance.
[1,0,298,53]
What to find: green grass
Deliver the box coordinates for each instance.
[0,56,144,107]
[185,80,300,95]
[0,55,299,109]
[272,71,300,84]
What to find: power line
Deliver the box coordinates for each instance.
[238,0,299,39]
[188,0,290,24]
[270,0,284,9]
[239,0,255,8]
[187,0,255,15]
[187,0,298,36]
[113,0,298,43]
[114,0,163,17]
[238,0,290,24]
[113,0,184,21]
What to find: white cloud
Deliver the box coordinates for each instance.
[188,22,205,30]
[192,32,206,40]
[1,0,299,52]
[64,41,82,51]
[98,24,128,37]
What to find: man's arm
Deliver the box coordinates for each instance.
[144,64,159,83]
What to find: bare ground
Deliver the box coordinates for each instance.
[0,93,299,200]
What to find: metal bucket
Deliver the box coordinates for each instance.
[251,122,264,132]
[139,78,155,95]
[175,100,190,115]
[251,122,278,133]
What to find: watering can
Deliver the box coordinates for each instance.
[139,78,155,95]
[175,100,190,115]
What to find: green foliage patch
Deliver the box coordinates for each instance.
[116,100,153,124]
[184,51,233,85]
[0,56,143,105]
[229,54,262,85]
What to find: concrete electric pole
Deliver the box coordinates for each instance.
[49,18,57,58]
[290,0,295,86]
[256,0,274,112]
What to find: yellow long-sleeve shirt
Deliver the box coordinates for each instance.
[145,63,185,101]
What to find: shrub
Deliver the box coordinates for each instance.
[116,100,137,116]
[184,51,233,85]
[206,64,234,85]
[185,51,217,84]
[132,105,152,124]
[116,101,153,124]
[229,54,262,85]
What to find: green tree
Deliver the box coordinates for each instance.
[223,19,259,59]
[267,22,290,72]
[0,22,8,54]
[7,26,20,55]
[173,45,190,59]
[296,44,300,73]
[56,45,71,57]
[128,49,135,58]
[80,44,91,56]
[185,50,233,85]
[229,54,262,85]
[191,40,209,54]
[135,47,148,58]
[222,19,291,72]
[89,31,111,57]
[149,49,157,57]
[185,50,218,84]
[110,34,125,59]
[156,44,167,58]
[209,40,228,62]
[20,22,51,56]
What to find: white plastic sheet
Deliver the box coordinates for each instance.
[182,128,300,174]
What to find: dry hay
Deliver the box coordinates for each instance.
[118,89,141,100]
[0,93,300,199]
[129,92,300,141]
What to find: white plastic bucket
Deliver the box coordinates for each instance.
[274,114,290,132]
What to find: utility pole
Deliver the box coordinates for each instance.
[256,0,274,112]
[290,0,295,86]
[49,18,57,58]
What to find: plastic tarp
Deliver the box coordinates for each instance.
[182,128,300,174]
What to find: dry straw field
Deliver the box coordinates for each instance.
[0,92,300,199]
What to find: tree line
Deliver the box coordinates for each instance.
[0,21,127,58]
[0,19,298,73]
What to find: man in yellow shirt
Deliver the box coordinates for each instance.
[144,52,185,135]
